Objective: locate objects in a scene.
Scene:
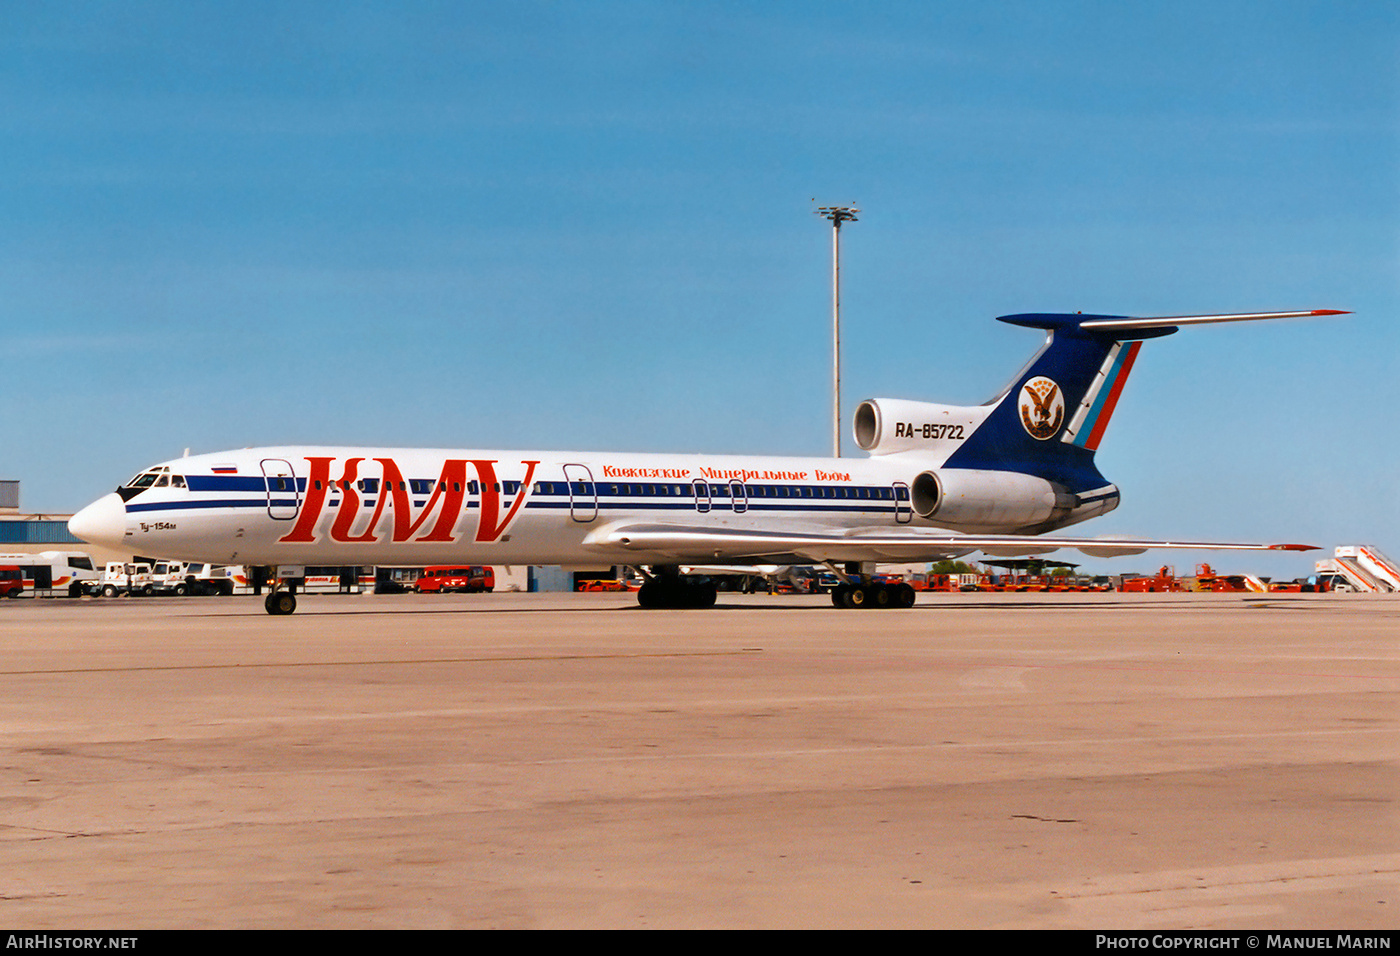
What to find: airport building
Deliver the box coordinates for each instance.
[0,480,93,554]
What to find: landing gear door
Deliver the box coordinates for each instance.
[563,464,597,523]
[260,459,300,521]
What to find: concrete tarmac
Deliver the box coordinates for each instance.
[0,591,1395,929]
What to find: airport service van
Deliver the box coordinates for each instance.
[0,566,23,598]
[417,566,494,594]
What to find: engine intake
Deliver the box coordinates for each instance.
[853,398,990,456]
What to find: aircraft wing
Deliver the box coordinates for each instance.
[581,523,1316,564]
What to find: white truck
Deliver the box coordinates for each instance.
[92,560,249,596]
[148,561,248,595]
[177,563,246,596]
[92,561,155,597]
[149,560,199,595]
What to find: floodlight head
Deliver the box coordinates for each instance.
[815,205,860,225]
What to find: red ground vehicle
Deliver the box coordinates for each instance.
[416,566,494,594]
[0,566,23,598]
[1120,566,1187,593]
[918,572,993,592]
[576,578,639,592]
[1186,563,1262,593]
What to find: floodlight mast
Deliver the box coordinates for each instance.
[815,205,858,457]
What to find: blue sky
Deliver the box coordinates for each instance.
[4,1,1396,578]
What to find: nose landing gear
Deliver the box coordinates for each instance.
[265,589,297,616]
[261,566,299,615]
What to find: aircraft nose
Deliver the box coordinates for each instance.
[68,493,130,550]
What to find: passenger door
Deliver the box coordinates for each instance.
[260,459,300,521]
[692,478,711,514]
[730,480,748,514]
[563,464,597,523]
[893,482,912,524]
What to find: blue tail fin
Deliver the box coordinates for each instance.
[942,313,1171,494]
[942,309,1345,493]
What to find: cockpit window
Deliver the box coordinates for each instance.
[126,466,175,489]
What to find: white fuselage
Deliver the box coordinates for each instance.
[79,444,1091,568]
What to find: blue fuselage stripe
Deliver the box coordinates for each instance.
[126,495,899,517]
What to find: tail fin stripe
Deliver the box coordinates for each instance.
[1062,342,1123,445]
[1082,340,1140,450]
[1064,341,1141,451]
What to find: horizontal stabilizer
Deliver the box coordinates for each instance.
[997,309,1348,337]
[1079,310,1348,332]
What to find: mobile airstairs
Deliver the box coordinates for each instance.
[1314,545,1400,593]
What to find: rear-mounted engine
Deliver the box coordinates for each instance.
[910,468,1076,532]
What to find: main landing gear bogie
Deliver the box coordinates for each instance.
[831,582,916,610]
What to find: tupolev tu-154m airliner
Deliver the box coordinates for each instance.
[69,309,1344,615]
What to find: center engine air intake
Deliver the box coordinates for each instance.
[853,398,990,456]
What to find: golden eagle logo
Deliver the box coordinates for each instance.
[1018,376,1064,440]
